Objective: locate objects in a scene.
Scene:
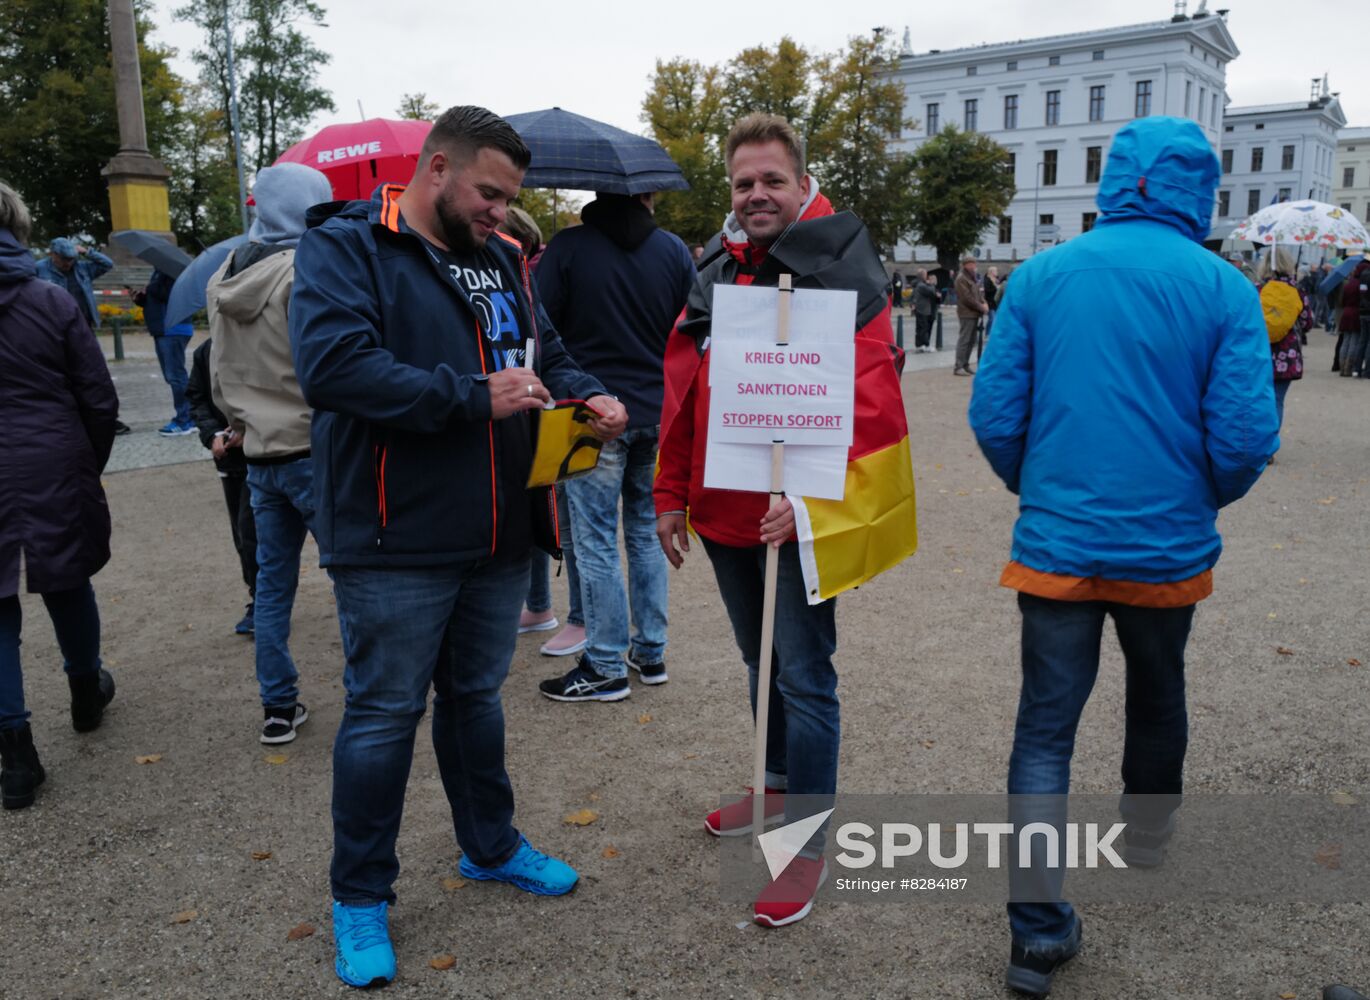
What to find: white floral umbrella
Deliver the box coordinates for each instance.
[1230,199,1370,249]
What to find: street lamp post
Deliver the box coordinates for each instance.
[1032,160,1044,256]
[224,0,249,234]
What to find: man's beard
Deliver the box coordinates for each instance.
[434,191,482,254]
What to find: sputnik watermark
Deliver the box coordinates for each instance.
[834,821,1128,870]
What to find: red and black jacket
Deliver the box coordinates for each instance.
[290,184,604,567]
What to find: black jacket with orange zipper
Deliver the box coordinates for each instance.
[289,184,606,567]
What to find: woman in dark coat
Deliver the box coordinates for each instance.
[0,183,119,810]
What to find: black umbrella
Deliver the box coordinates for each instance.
[109,230,194,278]
[504,107,689,195]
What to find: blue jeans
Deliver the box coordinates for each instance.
[564,427,667,679]
[700,537,839,841]
[247,459,315,708]
[153,334,191,425]
[525,485,582,625]
[1273,379,1291,431]
[0,584,103,731]
[1007,592,1193,950]
[329,558,527,904]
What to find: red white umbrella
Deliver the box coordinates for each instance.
[274,118,432,200]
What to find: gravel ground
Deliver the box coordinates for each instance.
[1,334,1366,999]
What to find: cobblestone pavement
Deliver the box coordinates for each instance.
[102,330,212,474]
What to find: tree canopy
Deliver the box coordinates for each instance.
[906,125,1016,268]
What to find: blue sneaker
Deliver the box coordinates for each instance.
[332,900,396,988]
[458,834,578,896]
[157,420,196,437]
[234,603,254,635]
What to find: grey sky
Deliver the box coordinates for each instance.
[146,0,1366,144]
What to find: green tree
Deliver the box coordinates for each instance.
[174,0,335,172]
[396,93,439,121]
[514,188,583,243]
[906,125,1016,268]
[640,57,729,246]
[0,0,184,241]
[164,84,242,248]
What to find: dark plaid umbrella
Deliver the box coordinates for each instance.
[110,230,193,278]
[504,107,689,195]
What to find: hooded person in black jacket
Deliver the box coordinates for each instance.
[533,192,694,702]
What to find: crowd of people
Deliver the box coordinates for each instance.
[0,106,1362,998]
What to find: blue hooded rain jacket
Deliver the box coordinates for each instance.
[968,116,1277,592]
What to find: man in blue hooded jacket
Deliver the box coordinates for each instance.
[291,105,626,989]
[969,117,1277,997]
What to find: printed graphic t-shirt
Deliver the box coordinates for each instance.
[427,239,534,559]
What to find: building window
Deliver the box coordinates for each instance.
[1092,49,1104,61]
[1199,87,1207,123]
[1048,55,1060,66]
[1218,190,1230,217]
[926,103,940,136]
[1004,94,1019,130]
[1082,212,1098,232]
[1184,81,1193,117]
[1085,146,1102,184]
[1039,213,1054,226]
[1045,90,1060,126]
[1277,188,1292,202]
[1342,202,1353,212]
[1042,149,1058,186]
[1282,145,1295,171]
[1210,93,1219,125]
[997,216,1013,244]
[1007,60,1018,71]
[1255,123,1264,130]
[1005,152,1016,177]
[1135,80,1152,118]
[1221,149,1233,173]
[967,66,977,77]
[1345,167,1356,187]
[1248,189,1262,214]
[1251,147,1264,172]
[964,99,978,131]
[1089,85,1105,122]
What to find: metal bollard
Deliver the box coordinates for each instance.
[935,311,943,351]
[895,313,904,350]
[110,317,125,361]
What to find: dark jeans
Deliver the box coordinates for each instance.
[0,583,103,731]
[153,334,191,425]
[1273,379,1291,432]
[955,315,980,369]
[329,558,528,904]
[525,485,582,625]
[1007,592,1193,950]
[221,473,258,598]
[914,313,934,348]
[700,537,839,850]
[247,459,315,708]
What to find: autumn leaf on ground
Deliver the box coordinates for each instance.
[251,851,272,861]
[563,808,599,826]
[1275,647,1294,656]
[683,753,699,760]
[1280,993,1297,999]
[134,754,163,765]
[430,954,456,971]
[440,877,467,892]
[637,713,653,724]
[602,846,621,859]
[286,922,315,941]
[1348,659,1363,667]
[920,740,935,749]
[262,754,288,765]
[1330,791,1359,807]
[588,791,601,802]
[172,909,198,924]
[1314,844,1342,870]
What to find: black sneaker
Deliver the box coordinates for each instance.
[538,658,630,703]
[261,703,308,744]
[1005,919,1082,997]
[627,652,668,685]
[1122,815,1176,869]
[113,420,132,436]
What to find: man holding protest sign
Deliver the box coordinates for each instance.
[655,113,916,928]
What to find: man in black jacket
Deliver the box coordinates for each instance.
[292,105,626,989]
[535,192,694,702]
[184,337,256,634]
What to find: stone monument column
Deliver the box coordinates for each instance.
[102,0,173,238]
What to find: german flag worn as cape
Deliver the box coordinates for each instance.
[654,195,918,603]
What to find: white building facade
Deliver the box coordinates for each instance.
[1210,92,1346,242]
[1332,125,1370,226]
[888,11,1239,263]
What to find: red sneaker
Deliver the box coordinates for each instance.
[704,786,786,837]
[754,856,827,927]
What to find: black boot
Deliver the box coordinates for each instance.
[69,668,116,733]
[0,724,46,810]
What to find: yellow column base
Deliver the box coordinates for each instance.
[107,177,170,233]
